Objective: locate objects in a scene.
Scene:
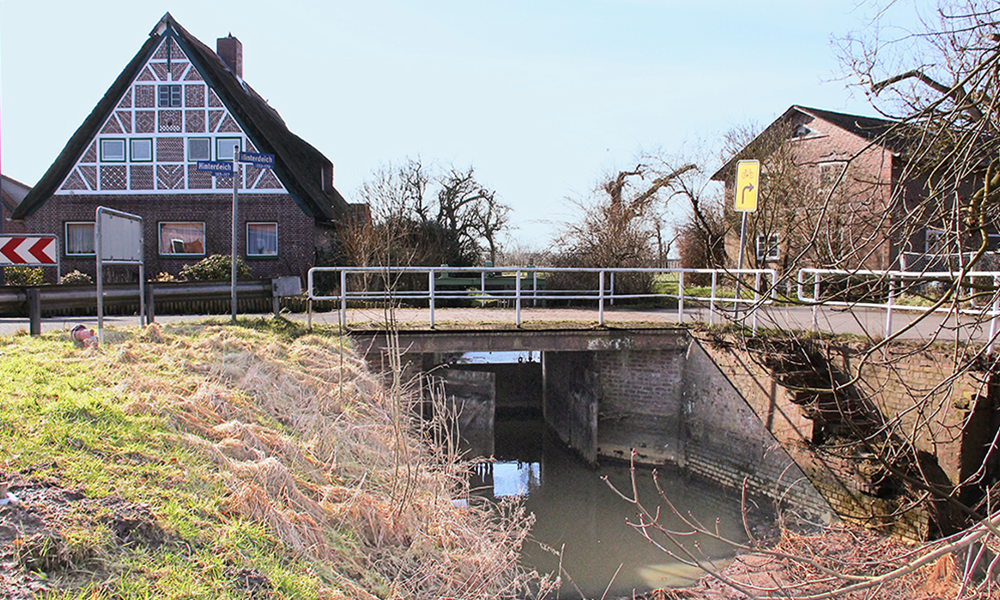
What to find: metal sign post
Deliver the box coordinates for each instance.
[231,156,239,322]
[233,151,275,322]
[734,160,760,303]
[95,207,143,345]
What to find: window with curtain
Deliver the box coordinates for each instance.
[65,222,95,255]
[247,223,278,256]
[159,222,205,255]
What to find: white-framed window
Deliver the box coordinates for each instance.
[100,139,126,162]
[130,138,153,162]
[925,228,946,254]
[188,137,211,162]
[159,222,206,256]
[756,234,780,261]
[158,84,182,107]
[216,137,241,161]
[247,223,278,257]
[65,222,95,256]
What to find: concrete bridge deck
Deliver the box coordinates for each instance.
[0,303,994,345]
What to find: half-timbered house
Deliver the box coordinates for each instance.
[12,13,357,281]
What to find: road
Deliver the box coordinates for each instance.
[1,302,995,347]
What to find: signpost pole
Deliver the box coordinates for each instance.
[733,160,760,309]
[231,156,239,322]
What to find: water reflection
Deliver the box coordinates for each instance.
[473,417,748,599]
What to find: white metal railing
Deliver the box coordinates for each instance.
[307,266,777,330]
[797,268,1000,351]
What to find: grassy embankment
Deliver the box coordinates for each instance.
[0,320,543,599]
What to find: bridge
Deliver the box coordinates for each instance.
[307,265,1000,349]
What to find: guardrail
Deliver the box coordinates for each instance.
[0,279,292,335]
[307,266,777,330]
[797,268,1000,350]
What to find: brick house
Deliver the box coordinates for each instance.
[1,175,30,235]
[711,105,929,274]
[12,13,361,282]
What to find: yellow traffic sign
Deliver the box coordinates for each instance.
[734,159,760,212]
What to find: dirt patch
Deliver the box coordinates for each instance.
[0,471,166,599]
[227,566,273,598]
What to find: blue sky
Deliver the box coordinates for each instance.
[0,1,919,248]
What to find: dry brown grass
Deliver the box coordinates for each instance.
[103,321,542,599]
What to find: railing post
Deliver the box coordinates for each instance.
[429,270,436,328]
[610,272,615,306]
[340,270,347,330]
[677,271,684,323]
[752,271,761,335]
[598,270,605,326]
[27,288,41,337]
[481,270,486,308]
[885,273,895,339]
[812,272,820,332]
[989,274,999,356]
[709,271,717,326]
[533,271,538,307]
[515,269,522,328]
[145,283,156,324]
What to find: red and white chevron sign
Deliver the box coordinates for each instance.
[0,236,58,266]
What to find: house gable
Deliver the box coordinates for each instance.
[55,34,289,198]
[14,13,350,223]
[711,106,900,183]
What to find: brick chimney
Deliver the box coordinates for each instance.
[217,34,243,78]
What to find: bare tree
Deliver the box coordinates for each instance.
[335,159,512,269]
[612,4,1000,597]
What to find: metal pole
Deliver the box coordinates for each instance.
[610,272,615,306]
[989,275,999,356]
[428,270,435,328]
[96,218,104,344]
[812,272,820,332]
[532,271,538,307]
[480,270,486,307]
[677,271,684,323]
[885,273,895,339]
[515,269,522,327]
[709,271,717,326]
[340,269,347,329]
[735,212,748,303]
[231,157,239,322]
[752,271,761,334]
[598,270,605,326]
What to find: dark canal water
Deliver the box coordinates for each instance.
[472,417,749,599]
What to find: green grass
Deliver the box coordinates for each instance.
[0,327,354,599]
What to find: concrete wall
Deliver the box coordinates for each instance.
[543,351,598,464]
[694,334,1000,539]
[681,340,835,522]
[593,348,686,464]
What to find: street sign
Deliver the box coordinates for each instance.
[239,151,275,169]
[0,235,57,266]
[196,160,234,176]
[97,207,143,263]
[734,159,760,213]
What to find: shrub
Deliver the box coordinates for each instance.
[4,267,45,286]
[179,254,251,281]
[59,270,94,285]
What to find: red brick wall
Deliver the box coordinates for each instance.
[722,113,901,271]
[16,192,323,282]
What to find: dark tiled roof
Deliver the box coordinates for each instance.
[711,105,906,182]
[1,174,32,214]
[14,13,349,221]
